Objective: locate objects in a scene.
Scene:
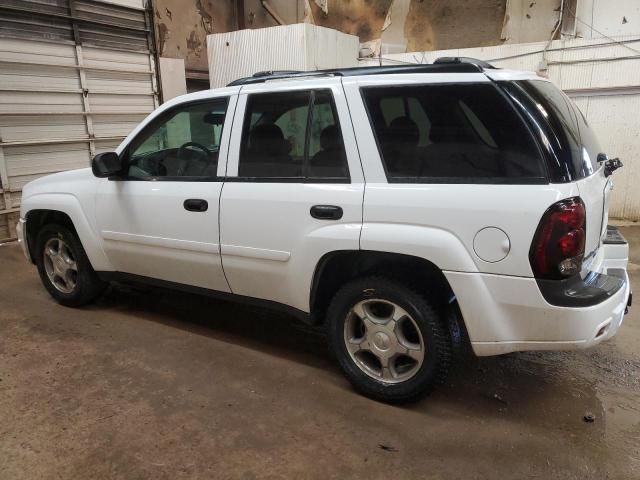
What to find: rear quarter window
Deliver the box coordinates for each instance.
[516,80,602,180]
[361,83,546,184]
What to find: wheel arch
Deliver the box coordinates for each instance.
[22,194,112,271]
[309,250,469,349]
[25,209,76,263]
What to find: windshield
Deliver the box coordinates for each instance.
[517,80,602,180]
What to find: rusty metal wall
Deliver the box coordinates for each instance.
[151,0,577,79]
[153,0,236,78]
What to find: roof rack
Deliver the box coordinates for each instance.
[251,70,303,78]
[227,57,495,86]
[433,56,496,69]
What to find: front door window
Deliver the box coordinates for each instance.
[124,98,229,179]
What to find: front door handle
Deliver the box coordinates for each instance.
[310,205,343,220]
[184,198,208,212]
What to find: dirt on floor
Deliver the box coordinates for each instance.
[1,228,639,480]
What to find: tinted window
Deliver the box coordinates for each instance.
[126,99,228,178]
[239,90,348,180]
[362,84,545,183]
[517,80,602,179]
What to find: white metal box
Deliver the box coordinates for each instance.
[207,24,359,88]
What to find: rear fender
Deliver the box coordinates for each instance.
[360,223,478,273]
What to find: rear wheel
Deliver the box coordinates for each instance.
[35,224,106,307]
[327,276,451,403]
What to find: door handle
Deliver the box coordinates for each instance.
[310,205,343,220]
[183,199,208,212]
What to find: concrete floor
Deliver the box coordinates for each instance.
[1,229,639,480]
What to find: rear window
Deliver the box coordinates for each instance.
[361,83,545,183]
[516,80,602,179]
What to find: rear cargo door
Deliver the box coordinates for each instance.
[576,167,611,257]
[570,98,612,258]
[517,79,612,259]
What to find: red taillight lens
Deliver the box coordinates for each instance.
[530,197,586,279]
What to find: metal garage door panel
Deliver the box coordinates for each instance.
[95,139,122,154]
[92,114,146,138]
[83,45,152,70]
[91,93,155,112]
[5,143,91,191]
[0,115,88,143]
[86,70,154,94]
[0,0,158,242]
[0,214,8,241]
[0,38,77,66]
[0,91,84,114]
[0,7,72,43]
[75,0,144,29]
[0,63,81,91]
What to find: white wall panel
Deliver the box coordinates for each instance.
[577,0,640,39]
[207,24,359,88]
[583,95,640,219]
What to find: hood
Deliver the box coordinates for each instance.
[21,168,96,200]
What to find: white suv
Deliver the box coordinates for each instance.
[16,58,631,402]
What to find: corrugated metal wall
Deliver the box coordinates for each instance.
[207,24,359,88]
[362,36,640,219]
[0,0,158,241]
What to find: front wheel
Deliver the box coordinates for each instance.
[326,276,451,403]
[35,224,106,307]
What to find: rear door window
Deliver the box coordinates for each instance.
[238,90,349,180]
[361,84,545,183]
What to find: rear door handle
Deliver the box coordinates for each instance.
[184,198,208,212]
[310,205,343,220]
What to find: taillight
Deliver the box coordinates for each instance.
[529,197,586,279]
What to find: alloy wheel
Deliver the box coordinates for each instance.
[343,299,425,384]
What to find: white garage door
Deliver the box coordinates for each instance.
[0,0,159,241]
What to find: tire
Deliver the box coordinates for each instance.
[326,276,451,403]
[35,224,106,307]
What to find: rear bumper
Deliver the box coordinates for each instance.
[446,233,630,356]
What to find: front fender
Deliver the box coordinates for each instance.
[22,193,113,271]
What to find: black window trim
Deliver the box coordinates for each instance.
[504,79,604,183]
[234,88,351,184]
[113,96,231,182]
[359,81,550,185]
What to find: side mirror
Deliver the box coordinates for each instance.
[92,152,123,178]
